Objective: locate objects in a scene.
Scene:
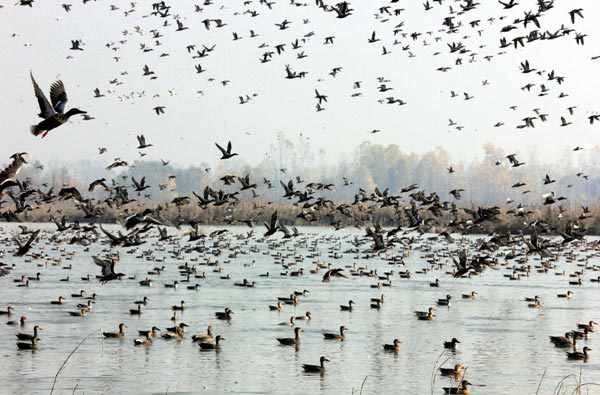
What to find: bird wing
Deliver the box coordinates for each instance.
[279,223,291,237]
[99,224,118,241]
[24,230,40,249]
[0,158,25,186]
[125,215,141,230]
[144,215,163,226]
[49,80,68,113]
[457,250,467,269]
[93,256,113,276]
[31,72,56,119]
[59,187,84,202]
[332,268,348,278]
[530,231,538,248]
[270,211,278,228]
[215,142,227,155]
[158,227,167,237]
[12,233,25,249]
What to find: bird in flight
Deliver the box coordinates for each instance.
[137,134,153,149]
[30,72,86,138]
[93,256,125,285]
[215,141,238,159]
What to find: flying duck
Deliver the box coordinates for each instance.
[30,72,86,138]
[93,256,125,284]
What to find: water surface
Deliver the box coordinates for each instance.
[0,224,598,394]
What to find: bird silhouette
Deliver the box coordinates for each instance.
[30,72,86,138]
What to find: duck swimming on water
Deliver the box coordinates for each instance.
[162,323,188,340]
[577,321,597,332]
[30,72,86,138]
[16,336,39,350]
[443,380,471,394]
[444,338,461,350]
[134,331,153,346]
[302,356,329,373]
[437,295,452,307]
[215,307,233,320]
[138,327,160,338]
[295,311,311,320]
[7,315,26,326]
[69,309,87,317]
[439,364,465,377]
[383,339,401,352]
[462,291,477,299]
[103,323,127,339]
[277,327,302,345]
[549,332,573,348]
[192,325,214,343]
[278,316,295,327]
[16,325,41,341]
[415,307,435,320]
[129,305,142,315]
[134,296,149,305]
[76,300,94,310]
[199,335,224,350]
[323,325,347,341]
[0,306,13,316]
[567,346,591,360]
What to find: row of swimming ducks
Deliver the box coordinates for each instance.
[6,283,596,348]
[9,320,474,394]
[5,319,595,394]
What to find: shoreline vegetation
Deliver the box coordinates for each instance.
[2,199,600,236]
[3,141,600,235]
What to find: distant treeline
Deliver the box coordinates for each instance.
[3,136,600,234]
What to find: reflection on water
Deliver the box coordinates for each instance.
[0,224,598,394]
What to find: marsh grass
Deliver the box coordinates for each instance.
[350,376,368,395]
[535,367,600,395]
[430,351,465,395]
[49,332,94,395]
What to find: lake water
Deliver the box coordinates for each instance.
[0,224,599,394]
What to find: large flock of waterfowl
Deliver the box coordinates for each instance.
[1,223,599,393]
[2,0,600,394]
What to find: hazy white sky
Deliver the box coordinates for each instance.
[0,0,598,168]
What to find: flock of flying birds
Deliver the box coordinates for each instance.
[7,0,599,130]
[1,0,599,392]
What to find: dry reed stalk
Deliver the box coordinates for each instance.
[49,332,94,395]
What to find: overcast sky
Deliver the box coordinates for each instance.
[0,0,598,169]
